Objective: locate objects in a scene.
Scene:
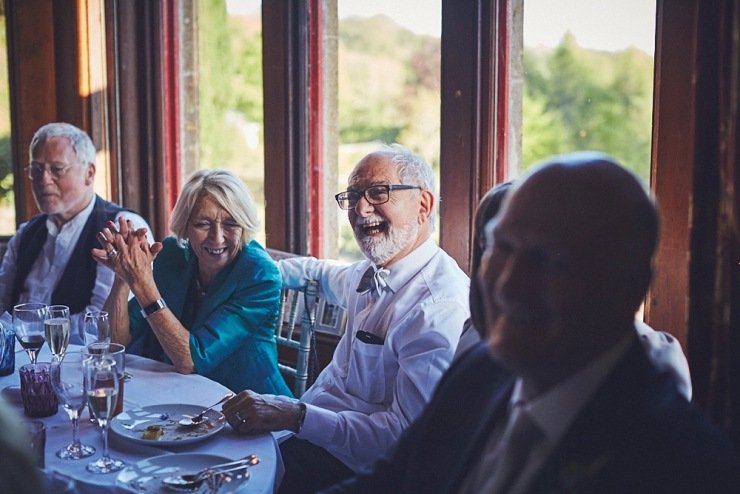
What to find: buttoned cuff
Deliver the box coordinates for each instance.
[296,403,339,446]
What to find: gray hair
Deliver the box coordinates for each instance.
[169,169,260,246]
[29,122,96,165]
[378,144,437,226]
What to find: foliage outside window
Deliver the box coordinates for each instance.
[335,12,442,261]
[189,0,266,244]
[521,33,653,180]
[0,10,14,235]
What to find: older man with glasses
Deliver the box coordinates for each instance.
[222,144,470,493]
[0,122,151,341]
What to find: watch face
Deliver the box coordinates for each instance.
[141,299,167,318]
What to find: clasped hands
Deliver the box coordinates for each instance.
[91,218,162,285]
[222,390,303,435]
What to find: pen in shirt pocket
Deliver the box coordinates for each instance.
[356,330,384,345]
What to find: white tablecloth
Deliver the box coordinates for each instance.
[0,344,282,493]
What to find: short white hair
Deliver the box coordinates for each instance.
[29,122,96,165]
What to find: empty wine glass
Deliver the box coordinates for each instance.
[50,351,96,459]
[45,305,71,362]
[13,303,48,364]
[84,355,124,473]
[83,310,111,346]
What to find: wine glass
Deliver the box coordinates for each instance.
[83,310,111,346]
[50,351,96,459]
[45,305,71,362]
[13,303,48,364]
[84,355,125,473]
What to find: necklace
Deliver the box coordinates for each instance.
[194,277,208,297]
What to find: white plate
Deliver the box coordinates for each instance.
[116,452,249,493]
[110,404,226,447]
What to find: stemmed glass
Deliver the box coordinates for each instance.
[83,310,111,346]
[45,305,71,362]
[13,303,48,364]
[50,351,96,459]
[84,355,125,473]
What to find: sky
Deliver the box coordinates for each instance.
[226,0,656,54]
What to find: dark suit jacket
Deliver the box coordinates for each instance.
[323,337,740,494]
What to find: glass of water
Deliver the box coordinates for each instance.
[83,310,111,346]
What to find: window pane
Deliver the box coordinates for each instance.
[518,0,656,182]
[0,10,15,235]
[334,0,441,261]
[182,0,265,244]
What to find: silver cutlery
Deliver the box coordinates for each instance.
[161,454,259,492]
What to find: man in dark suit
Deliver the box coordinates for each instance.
[323,152,739,493]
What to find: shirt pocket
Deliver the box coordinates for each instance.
[346,339,386,403]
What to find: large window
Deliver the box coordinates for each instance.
[181,0,266,243]
[332,1,442,261]
[517,0,656,182]
[0,8,14,235]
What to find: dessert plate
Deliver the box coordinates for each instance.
[110,404,225,447]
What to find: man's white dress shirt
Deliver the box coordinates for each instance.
[278,238,470,473]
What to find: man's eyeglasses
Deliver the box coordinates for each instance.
[335,184,422,210]
[25,161,79,180]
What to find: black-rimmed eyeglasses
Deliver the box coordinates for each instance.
[334,184,422,210]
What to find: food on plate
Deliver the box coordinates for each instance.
[142,425,165,440]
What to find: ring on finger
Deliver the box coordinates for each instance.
[107,247,119,260]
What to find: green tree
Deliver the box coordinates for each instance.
[0,14,13,209]
[198,0,240,168]
[522,33,653,180]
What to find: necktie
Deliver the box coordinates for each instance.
[356,266,389,295]
[488,406,544,493]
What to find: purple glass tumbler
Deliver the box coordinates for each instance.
[20,362,59,418]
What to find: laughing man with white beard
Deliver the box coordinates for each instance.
[221,145,470,494]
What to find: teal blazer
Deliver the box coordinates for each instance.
[128,237,292,396]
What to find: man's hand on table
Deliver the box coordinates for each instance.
[223,390,304,435]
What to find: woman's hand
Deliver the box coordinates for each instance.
[92,218,162,286]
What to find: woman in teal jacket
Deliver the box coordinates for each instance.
[94,169,291,396]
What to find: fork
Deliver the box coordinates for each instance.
[183,393,234,425]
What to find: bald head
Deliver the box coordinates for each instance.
[508,152,658,298]
[477,152,659,391]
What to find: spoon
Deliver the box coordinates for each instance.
[178,393,235,427]
[161,454,259,492]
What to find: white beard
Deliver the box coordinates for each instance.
[354,215,419,266]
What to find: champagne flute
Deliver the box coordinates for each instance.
[84,355,125,473]
[45,305,71,362]
[83,310,111,346]
[50,351,96,459]
[13,303,48,364]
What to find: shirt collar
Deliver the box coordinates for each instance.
[370,237,438,294]
[45,194,96,236]
[513,332,634,447]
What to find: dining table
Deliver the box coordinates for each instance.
[0,342,283,493]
